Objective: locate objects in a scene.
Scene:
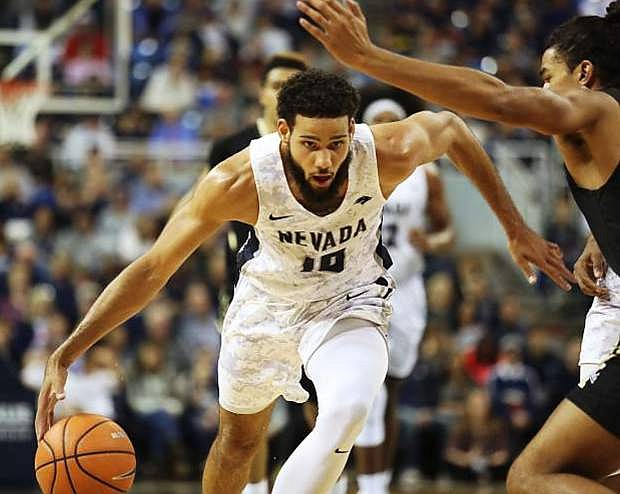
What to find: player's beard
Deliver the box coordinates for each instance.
[282,145,351,204]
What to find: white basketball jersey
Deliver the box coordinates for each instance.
[239,124,391,301]
[382,164,432,284]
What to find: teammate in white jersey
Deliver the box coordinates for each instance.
[35,70,574,494]
[353,99,454,494]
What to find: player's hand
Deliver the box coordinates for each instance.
[35,355,68,441]
[297,0,374,69]
[573,235,609,299]
[507,227,576,291]
[408,229,430,252]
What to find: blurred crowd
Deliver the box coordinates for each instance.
[0,0,606,489]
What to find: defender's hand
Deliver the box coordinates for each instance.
[35,357,68,441]
[508,228,575,291]
[574,237,609,299]
[297,0,373,68]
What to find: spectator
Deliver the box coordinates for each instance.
[128,163,174,217]
[444,388,510,484]
[124,341,186,474]
[59,117,116,171]
[488,335,542,455]
[176,281,220,369]
[140,40,198,114]
[62,12,112,91]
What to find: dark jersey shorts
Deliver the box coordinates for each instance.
[567,354,620,438]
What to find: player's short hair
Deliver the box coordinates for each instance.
[260,52,308,85]
[545,1,620,87]
[277,69,361,128]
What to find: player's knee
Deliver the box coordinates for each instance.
[216,427,263,465]
[506,456,534,494]
[318,398,372,442]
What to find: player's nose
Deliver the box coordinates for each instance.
[314,150,333,170]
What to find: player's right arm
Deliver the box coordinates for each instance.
[35,150,257,440]
[374,111,575,291]
[297,0,608,135]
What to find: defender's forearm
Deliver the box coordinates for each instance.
[359,46,509,122]
[54,256,168,366]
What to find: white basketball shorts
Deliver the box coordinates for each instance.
[218,275,394,414]
[579,267,620,384]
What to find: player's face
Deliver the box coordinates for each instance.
[279,115,354,195]
[259,68,302,124]
[540,47,594,90]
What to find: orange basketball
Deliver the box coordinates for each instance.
[35,414,136,494]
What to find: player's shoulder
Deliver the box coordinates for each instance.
[560,85,617,112]
[197,148,258,223]
[209,148,254,192]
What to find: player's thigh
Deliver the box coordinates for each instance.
[513,399,620,480]
[306,318,388,403]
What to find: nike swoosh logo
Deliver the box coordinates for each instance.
[346,290,368,301]
[334,448,350,454]
[269,213,294,221]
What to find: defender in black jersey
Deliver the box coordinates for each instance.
[298,0,620,492]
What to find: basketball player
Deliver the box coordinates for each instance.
[354,98,454,494]
[35,70,574,494]
[186,52,308,494]
[297,1,620,492]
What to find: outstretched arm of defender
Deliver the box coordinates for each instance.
[375,111,575,290]
[298,0,604,135]
[35,151,257,440]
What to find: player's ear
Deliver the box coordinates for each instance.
[349,118,355,138]
[575,60,595,87]
[277,118,291,143]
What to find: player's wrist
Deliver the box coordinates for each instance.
[504,219,529,242]
[357,44,385,72]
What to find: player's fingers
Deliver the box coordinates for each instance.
[515,256,537,286]
[592,253,607,279]
[297,1,330,29]
[346,0,365,19]
[574,266,604,297]
[299,18,329,42]
[35,403,48,441]
[538,253,573,290]
[542,263,573,291]
[301,0,335,20]
[546,253,577,284]
[325,0,348,15]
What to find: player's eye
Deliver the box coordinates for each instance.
[329,141,344,150]
[303,141,318,150]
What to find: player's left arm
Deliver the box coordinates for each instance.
[410,165,455,254]
[373,111,575,290]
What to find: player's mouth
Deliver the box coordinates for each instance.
[311,174,333,188]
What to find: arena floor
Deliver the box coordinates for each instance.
[11,481,506,494]
[128,481,506,494]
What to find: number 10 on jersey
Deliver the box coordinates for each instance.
[301,248,346,273]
